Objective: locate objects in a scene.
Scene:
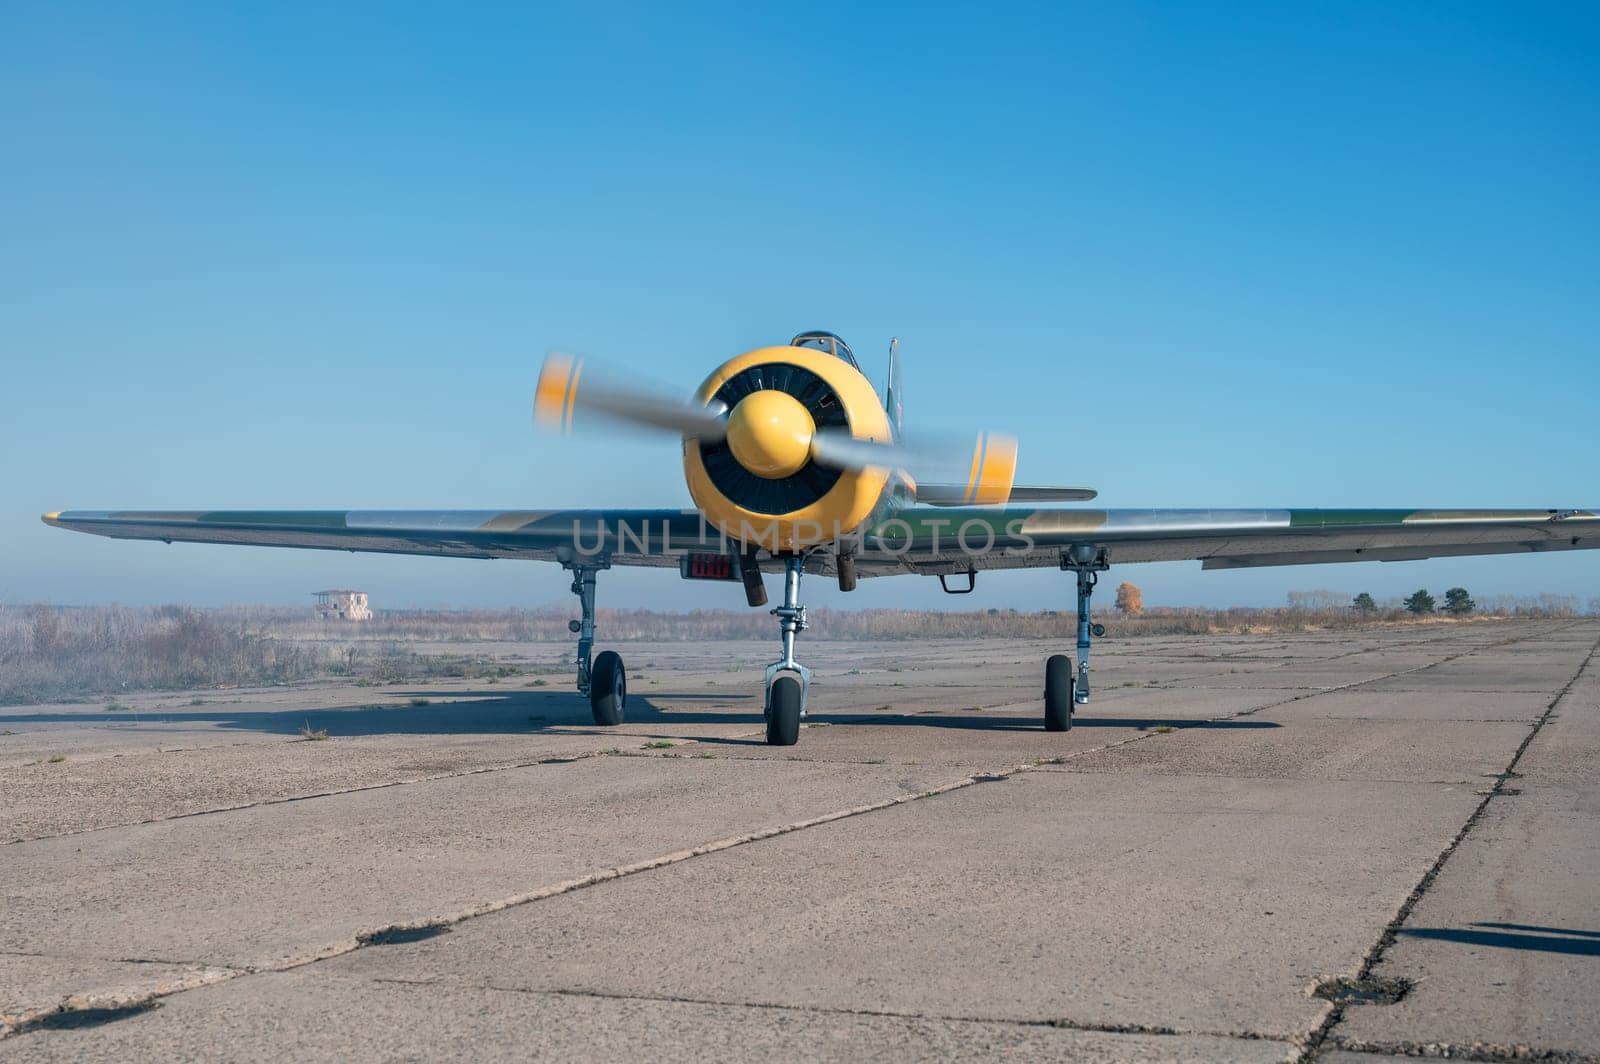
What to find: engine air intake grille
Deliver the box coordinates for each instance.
[699,362,850,516]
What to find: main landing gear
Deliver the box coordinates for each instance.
[567,559,625,726]
[1046,545,1109,732]
[763,554,812,746]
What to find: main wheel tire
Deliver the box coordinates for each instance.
[589,650,626,726]
[766,675,803,746]
[1044,654,1074,732]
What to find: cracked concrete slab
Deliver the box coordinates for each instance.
[0,970,1299,1063]
[1367,661,1577,693]
[1163,666,1426,690]
[0,955,235,1031]
[1058,684,1318,718]
[1,731,616,842]
[0,755,950,1011]
[1047,717,1529,783]
[1,620,1593,1060]
[1254,688,1553,722]
[318,769,1472,1038]
[1340,753,1600,1053]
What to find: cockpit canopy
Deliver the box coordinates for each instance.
[789,330,859,371]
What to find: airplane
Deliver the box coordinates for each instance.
[45,330,1600,746]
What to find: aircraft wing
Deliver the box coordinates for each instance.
[42,506,1600,579]
[853,507,1600,576]
[41,509,711,569]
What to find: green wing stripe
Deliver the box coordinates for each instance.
[1288,509,1414,528]
[193,511,350,528]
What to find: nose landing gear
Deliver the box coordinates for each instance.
[763,554,811,746]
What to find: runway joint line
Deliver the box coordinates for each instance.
[1295,630,1600,1063]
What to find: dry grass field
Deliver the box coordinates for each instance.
[1,598,1588,706]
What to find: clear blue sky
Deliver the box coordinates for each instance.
[3,2,1596,612]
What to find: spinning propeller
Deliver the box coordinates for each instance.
[534,350,1093,509]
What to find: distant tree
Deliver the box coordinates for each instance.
[1352,592,1377,612]
[1403,589,1436,615]
[1115,581,1144,615]
[1589,596,1600,618]
[1442,587,1475,615]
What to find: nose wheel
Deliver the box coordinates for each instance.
[766,673,803,745]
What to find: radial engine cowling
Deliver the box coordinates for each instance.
[683,346,892,553]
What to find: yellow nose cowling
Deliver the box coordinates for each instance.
[725,390,816,479]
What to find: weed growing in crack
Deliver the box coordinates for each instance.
[357,924,449,947]
[1313,975,1411,1005]
[17,1002,160,1032]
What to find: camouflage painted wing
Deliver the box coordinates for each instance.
[41,507,1600,579]
[41,509,715,570]
[853,508,1600,576]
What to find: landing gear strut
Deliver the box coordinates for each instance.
[1047,545,1108,731]
[763,554,811,746]
[567,559,624,726]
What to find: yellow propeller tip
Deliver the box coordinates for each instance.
[965,432,1018,505]
[533,354,583,432]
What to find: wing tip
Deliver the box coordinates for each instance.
[41,511,62,526]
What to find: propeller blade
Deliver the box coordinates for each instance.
[810,428,1020,505]
[805,430,903,473]
[533,353,727,440]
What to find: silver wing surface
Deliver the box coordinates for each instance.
[850,507,1600,577]
[43,506,1600,577]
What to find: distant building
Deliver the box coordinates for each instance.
[313,589,372,621]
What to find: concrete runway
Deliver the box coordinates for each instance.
[2,619,1596,1062]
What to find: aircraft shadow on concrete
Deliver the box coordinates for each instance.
[0,689,1279,741]
[1399,923,1600,957]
